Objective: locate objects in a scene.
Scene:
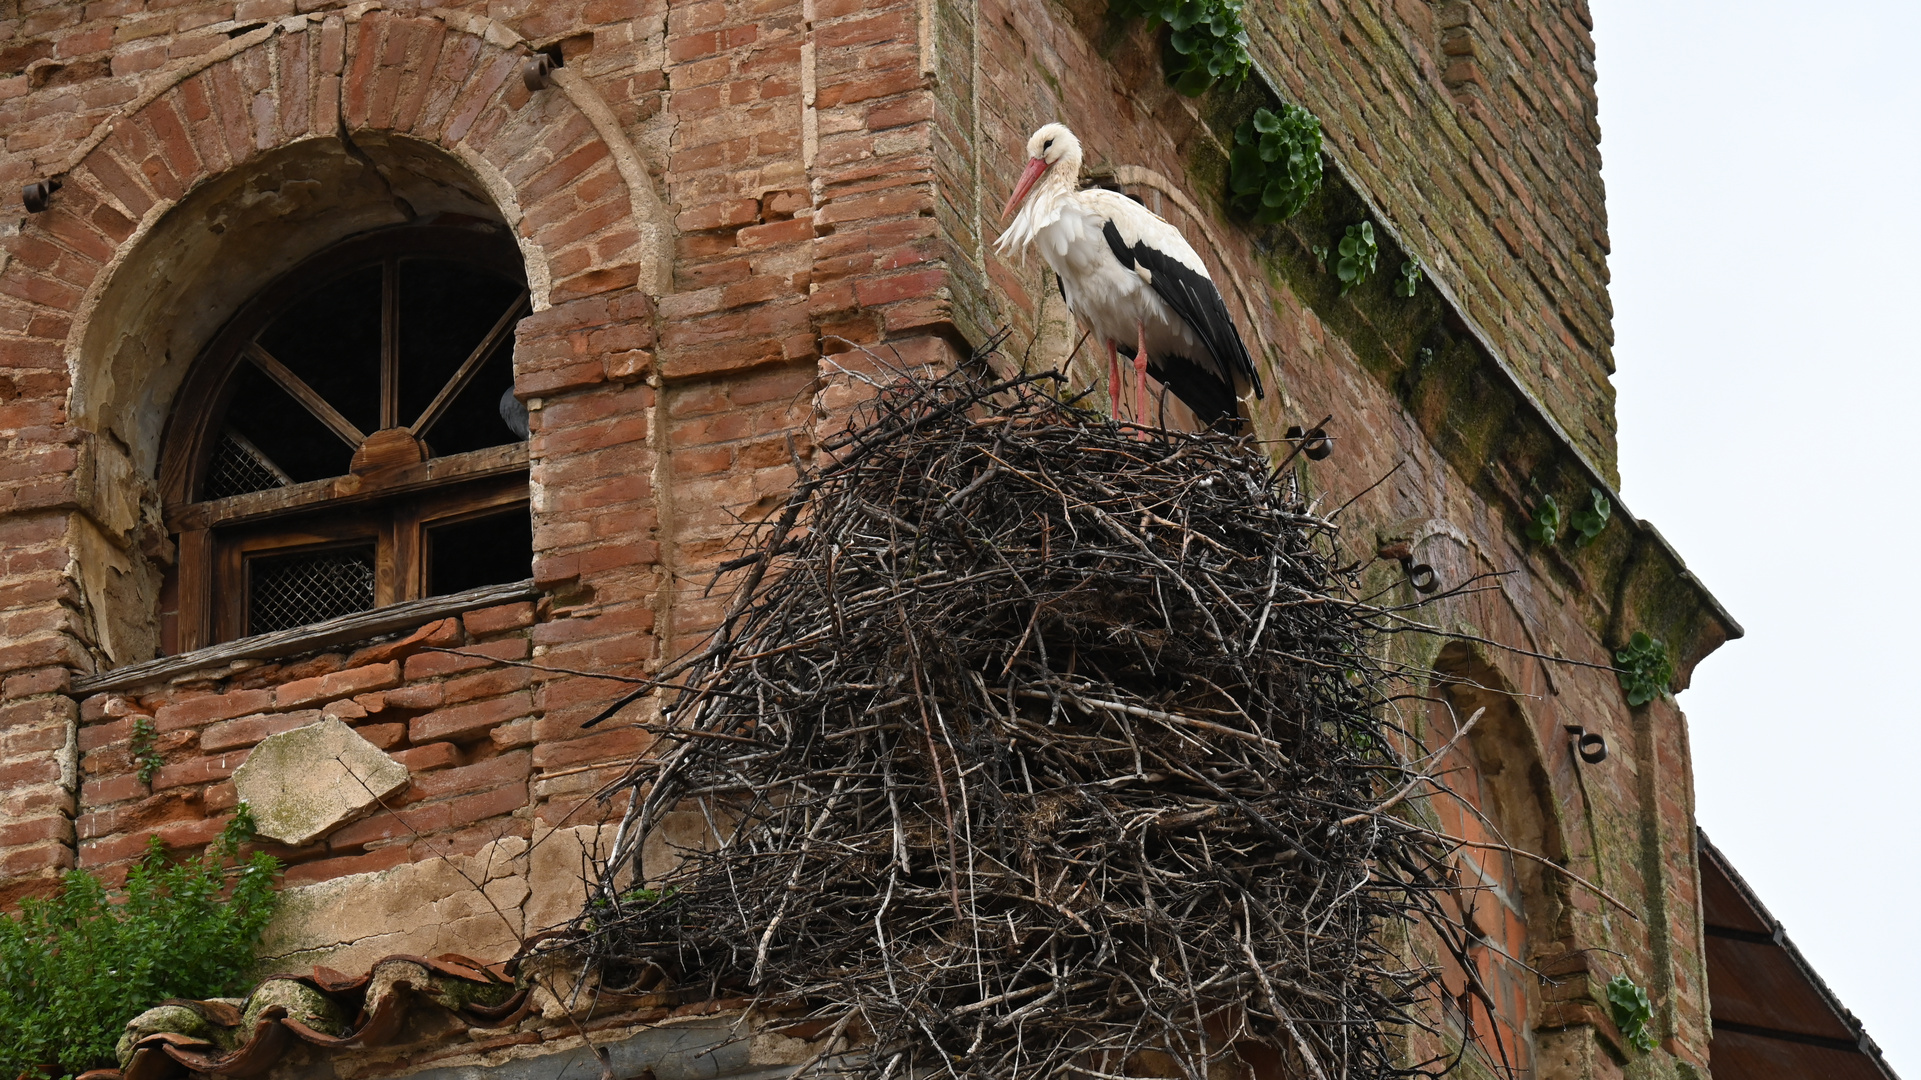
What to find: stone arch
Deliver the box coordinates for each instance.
[1424,641,1575,1071]
[27,7,668,330]
[0,8,670,667]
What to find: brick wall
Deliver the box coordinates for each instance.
[1248,0,1619,479]
[0,0,1724,1073]
[73,603,560,886]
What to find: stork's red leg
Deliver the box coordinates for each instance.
[1132,324,1149,424]
[1106,339,1122,420]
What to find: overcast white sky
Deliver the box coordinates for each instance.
[1590,0,1921,1069]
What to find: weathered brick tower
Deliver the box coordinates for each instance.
[0,0,1797,1076]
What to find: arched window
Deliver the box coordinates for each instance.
[159,224,533,652]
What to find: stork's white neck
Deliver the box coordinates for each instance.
[994,144,1084,259]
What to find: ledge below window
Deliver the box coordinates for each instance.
[73,579,539,695]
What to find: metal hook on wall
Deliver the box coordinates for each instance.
[22,179,59,213]
[522,52,557,92]
[1563,725,1608,764]
[1283,422,1333,460]
[1376,540,1441,594]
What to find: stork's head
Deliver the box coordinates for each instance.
[1002,123,1081,220]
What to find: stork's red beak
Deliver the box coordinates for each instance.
[1001,157,1049,220]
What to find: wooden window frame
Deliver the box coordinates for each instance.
[160,225,533,653]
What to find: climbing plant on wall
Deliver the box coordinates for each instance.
[1613,632,1674,707]
[1228,103,1323,223]
[1110,0,1252,96]
[1336,221,1379,294]
[1606,974,1659,1051]
[0,808,280,1078]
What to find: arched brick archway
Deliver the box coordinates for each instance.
[0,7,675,674]
[10,6,668,340]
[1424,641,1578,1074]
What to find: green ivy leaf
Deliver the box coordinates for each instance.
[1613,631,1674,708]
[1117,0,1251,96]
[1526,494,1561,545]
[1606,974,1658,1052]
[1333,221,1377,294]
[1568,486,1612,547]
[1393,257,1422,298]
[1227,104,1323,224]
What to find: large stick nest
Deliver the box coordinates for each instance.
[555,363,1490,1080]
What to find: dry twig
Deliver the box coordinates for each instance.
[542,357,1518,1080]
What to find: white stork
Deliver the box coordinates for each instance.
[996,123,1264,427]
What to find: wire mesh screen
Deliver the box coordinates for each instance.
[205,432,289,499]
[248,546,376,635]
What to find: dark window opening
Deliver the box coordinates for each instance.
[204,429,292,500]
[248,543,377,634]
[426,504,533,597]
[221,361,356,487]
[160,225,535,653]
[254,264,385,438]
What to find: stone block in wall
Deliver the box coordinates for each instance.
[259,835,531,974]
[231,718,410,846]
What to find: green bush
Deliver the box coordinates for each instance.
[1228,104,1323,224]
[1110,0,1251,96]
[0,808,280,1078]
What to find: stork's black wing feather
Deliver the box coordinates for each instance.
[1101,220,1264,400]
[1117,344,1242,430]
[1149,354,1242,429]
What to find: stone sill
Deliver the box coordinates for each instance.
[73,579,540,695]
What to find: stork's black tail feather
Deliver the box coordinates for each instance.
[1116,345,1241,430]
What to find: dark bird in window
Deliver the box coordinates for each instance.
[499,386,530,439]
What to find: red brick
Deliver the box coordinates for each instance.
[441,666,535,707]
[491,716,535,751]
[737,216,814,247]
[553,264,642,302]
[442,782,528,827]
[3,666,69,698]
[382,682,446,711]
[153,688,275,732]
[0,815,71,849]
[530,725,648,770]
[408,690,536,744]
[150,749,249,791]
[817,11,910,48]
[355,721,407,749]
[403,635,528,681]
[324,799,454,849]
[392,741,461,771]
[410,749,528,800]
[201,709,321,753]
[0,841,74,878]
[280,843,415,884]
[82,773,146,805]
[275,661,401,709]
[78,813,224,867]
[854,268,946,308]
[675,196,762,233]
[814,68,924,109]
